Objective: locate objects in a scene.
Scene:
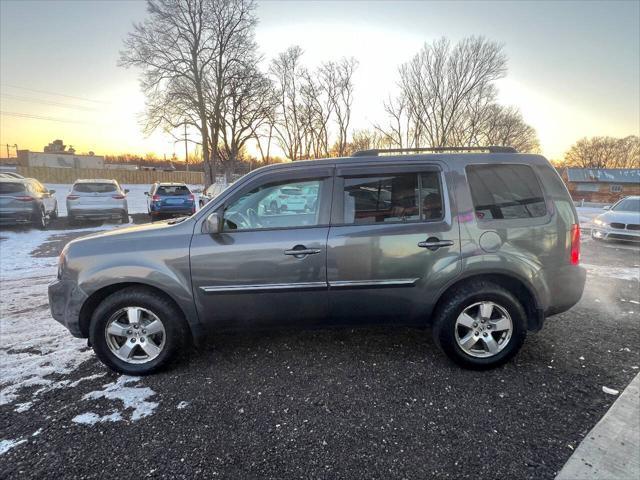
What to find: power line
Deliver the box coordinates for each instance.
[1,93,99,112]
[0,83,110,105]
[0,111,101,125]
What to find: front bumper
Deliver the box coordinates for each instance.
[48,278,88,338]
[591,224,640,242]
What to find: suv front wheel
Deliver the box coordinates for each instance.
[89,287,188,375]
[432,281,527,369]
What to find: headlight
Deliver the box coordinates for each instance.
[593,218,607,226]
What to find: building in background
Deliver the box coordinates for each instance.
[17,139,105,169]
[560,168,640,203]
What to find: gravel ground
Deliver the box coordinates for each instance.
[1,227,639,479]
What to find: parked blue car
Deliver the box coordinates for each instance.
[145,182,196,219]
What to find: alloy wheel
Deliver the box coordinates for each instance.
[104,307,166,364]
[454,301,513,358]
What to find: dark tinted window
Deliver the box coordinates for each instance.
[0,182,25,194]
[343,171,443,224]
[156,185,190,196]
[74,183,117,193]
[466,164,547,220]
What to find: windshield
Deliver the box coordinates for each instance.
[612,197,640,212]
[74,183,117,193]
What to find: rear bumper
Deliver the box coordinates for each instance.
[48,278,87,338]
[68,208,125,220]
[545,264,587,317]
[0,211,33,224]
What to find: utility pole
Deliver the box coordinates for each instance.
[184,123,189,172]
[6,144,9,158]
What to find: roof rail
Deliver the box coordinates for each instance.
[352,146,518,157]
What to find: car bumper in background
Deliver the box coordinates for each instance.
[68,208,125,220]
[0,211,33,224]
[48,278,87,338]
[591,227,640,242]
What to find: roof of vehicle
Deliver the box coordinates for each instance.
[249,149,547,176]
[154,182,188,186]
[73,179,118,184]
[0,177,31,184]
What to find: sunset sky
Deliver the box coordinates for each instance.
[1,0,638,161]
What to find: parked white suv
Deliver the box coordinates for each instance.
[67,179,129,225]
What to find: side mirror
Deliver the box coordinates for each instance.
[124,189,130,194]
[205,212,223,234]
[603,205,611,210]
[49,189,56,194]
[144,192,149,196]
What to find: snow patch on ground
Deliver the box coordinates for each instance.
[177,400,190,410]
[584,264,640,282]
[72,411,123,425]
[76,376,159,423]
[0,438,27,455]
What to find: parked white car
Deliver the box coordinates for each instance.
[262,185,313,213]
[591,195,640,242]
[67,179,129,225]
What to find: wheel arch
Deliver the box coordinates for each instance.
[78,282,200,342]
[431,272,544,331]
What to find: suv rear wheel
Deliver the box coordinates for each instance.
[89,287,188,375]
[432,281,527,369]
[33,206,47,230]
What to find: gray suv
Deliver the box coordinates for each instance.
[49,147,586,374]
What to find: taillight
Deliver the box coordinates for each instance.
[188,194,194,201]
[570,224,580,265]
[152,195,161,202]
[13,195,34,202]
[67,194,79,200]
[112,194,125,199]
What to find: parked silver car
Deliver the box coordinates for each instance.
[50,146,586,375]
[591,195,640,241]
[67,179,129,225]
[0,177,57,228]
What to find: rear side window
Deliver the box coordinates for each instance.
[0,182,25,194]
[466,164,547,220]
[157,185,190,196]
[74,183,117,193]
[342,172,443,224]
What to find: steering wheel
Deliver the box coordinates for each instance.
[225,211,250,230]
[246,208,262,228]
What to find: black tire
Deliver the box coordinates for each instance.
[121,211,130,224]
[68,214,77,226]
[89,287,188,375]
[432,280,527,370]
[50,205,58,220]
[33,206,47,230]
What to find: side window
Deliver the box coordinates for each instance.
[466,164,547,220]
[342,171,443,224]
[223,179,323,231]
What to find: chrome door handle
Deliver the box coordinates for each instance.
[284,246,321,256]
[417,238,454,251]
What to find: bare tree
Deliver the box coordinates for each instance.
[564,136,640,168]
[478,105,539,153]
[270,46,306,160]
[217,63,276,181]
[394,36,507,148]
[327,58,357,156]
[120,0,216,183]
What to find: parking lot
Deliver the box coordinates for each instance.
[1,218,639,479]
